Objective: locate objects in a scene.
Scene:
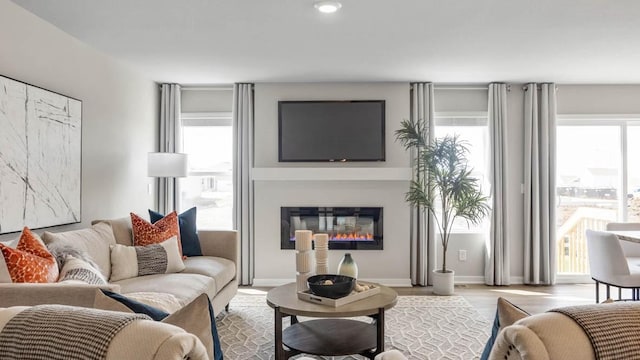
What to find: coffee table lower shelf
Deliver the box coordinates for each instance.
[283,319,377,356]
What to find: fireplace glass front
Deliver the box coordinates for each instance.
[281,207,383,250]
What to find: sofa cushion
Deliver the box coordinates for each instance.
[110,237,185,282]
[497,297,530,331]
[42,222,116,279]
[131,212,182,255]
[111,273,216,306]
[183,256,235,294]
[58,255,107,285]
[0,227,58,283]
[149,207,203,257]
[92,218,134,246]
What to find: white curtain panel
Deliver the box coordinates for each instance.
[523,83,557,285]
[158,83,182,214]
[485,83,510,285]
[232,83,254,285]
[409,82,436,286]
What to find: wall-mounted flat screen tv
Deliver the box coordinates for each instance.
[278,100,385,162]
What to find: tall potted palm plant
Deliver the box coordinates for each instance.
[396,118,490,295]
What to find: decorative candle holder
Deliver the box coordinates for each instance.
[295,230,314,291]
[314,234,329,275]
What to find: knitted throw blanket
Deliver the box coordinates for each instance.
[550,302,640,360]
[0,305,149,360]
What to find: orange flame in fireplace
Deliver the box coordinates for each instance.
[330,233,373,241]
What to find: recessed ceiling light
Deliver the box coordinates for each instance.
[314,1,342,14]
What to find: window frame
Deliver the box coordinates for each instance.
[555,114,640,282]
[557,114,640,222]
[434,111,490,234]
[179,111,233,229]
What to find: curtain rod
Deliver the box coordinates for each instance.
[433,86,488,91]
[432,85,512,91]
[522,84,558,91]
[181,86,233,91]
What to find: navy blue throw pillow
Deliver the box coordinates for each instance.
[149,207,203,257]
[480,309,500,360]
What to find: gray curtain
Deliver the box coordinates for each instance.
[158,83,182,214]
[409,82,436,286]
[232,83,254,285]
[523,83,557,285]
[485,83,510,285]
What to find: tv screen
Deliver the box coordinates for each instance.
[278,100,385,162]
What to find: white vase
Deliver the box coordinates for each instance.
[337,253,358,279]
[432,269,455,295]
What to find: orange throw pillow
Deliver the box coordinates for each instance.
[0,227,59,283]
[130,212,182,256]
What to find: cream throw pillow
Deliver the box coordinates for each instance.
[110,236,185,282]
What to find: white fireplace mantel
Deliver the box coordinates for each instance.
[251,167,412,181]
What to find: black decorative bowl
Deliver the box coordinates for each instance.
[307,274,356,299]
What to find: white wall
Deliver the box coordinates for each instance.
[0,0,158,241]
[557,85,640,114]
[253,83,412,285]
[251,83,530,285]
[181,89,233,113]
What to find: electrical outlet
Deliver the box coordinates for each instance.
[458,249,467,261]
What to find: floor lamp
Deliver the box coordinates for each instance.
[148,152,188,214]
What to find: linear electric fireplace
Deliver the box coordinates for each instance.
[281,207,383,250]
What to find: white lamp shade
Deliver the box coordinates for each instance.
[148,152,188,177]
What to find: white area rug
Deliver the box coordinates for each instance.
[215,292,491,359]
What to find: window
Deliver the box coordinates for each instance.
[556,117,640,275]
[180,112,233,230]
[434,112,490,233]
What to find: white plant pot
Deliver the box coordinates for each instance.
[432,269,455,296]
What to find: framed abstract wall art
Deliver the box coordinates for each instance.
[0,75,82,234]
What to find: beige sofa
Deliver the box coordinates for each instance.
[0,305,208,360]
[0,217,239,316]
[488,301,640,360]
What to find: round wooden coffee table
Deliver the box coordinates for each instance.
[266,282,398,360]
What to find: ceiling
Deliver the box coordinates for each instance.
[11,0,640,84]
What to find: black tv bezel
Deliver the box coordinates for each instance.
[277,100,386,162]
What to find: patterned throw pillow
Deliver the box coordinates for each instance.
[58,255,107,285]
[0,227,58,283]
[131,212,182,256]
[109,236,185,282]
[149,207,202,257]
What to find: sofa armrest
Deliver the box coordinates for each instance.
[198,230,239,264]
[0,283,121,308]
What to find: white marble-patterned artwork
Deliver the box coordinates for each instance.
[0,75,81,234]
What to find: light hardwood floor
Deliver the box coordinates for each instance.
[396,283,599,319]
[247,283,629,320]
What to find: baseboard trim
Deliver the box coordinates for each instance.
[456,276,527,285]
[454,276,485,284]
[252,278,413,287]
[252,275,591,287]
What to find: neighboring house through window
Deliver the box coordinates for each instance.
[556,116,640,277]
